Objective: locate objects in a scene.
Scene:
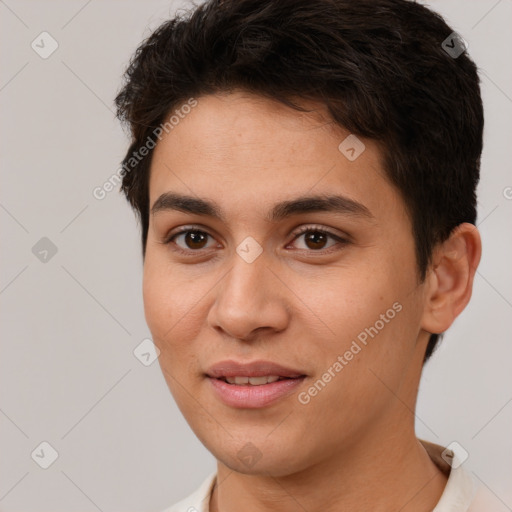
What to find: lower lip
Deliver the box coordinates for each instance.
[207,376,306,408]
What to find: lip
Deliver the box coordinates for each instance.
[206,360,307,409]
[206,360,305,379]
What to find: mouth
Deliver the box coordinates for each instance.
[206,360,307,408]
[218,375,298,385]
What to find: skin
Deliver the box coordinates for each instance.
[143,91,481,512]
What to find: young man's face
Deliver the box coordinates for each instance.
[144,91,431,475]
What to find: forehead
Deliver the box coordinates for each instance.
[148,92,398,220]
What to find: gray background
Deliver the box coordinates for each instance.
[0,0,511,510]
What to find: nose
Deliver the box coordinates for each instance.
[206,248,290,342]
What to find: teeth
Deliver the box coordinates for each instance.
[224,375,281,385]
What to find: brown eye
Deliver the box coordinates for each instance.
[303,231,329,250]
[183,230,209,249]
[291,227,346,252]
[167,229,217,252]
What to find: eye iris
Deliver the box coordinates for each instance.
[305,231,327,250]
[185,230,208,249]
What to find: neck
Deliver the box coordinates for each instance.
[209,422,447,512]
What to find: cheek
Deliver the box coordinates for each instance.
[297,307,420,436]
[297,252,422,398]
[142,258,171,344]
[142,257,207,409]
[294,258,407,343]
[142,254,204,352]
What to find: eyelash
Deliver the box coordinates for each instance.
[161,224,349,256]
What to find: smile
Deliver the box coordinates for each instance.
[221,375,290,385]
[206,360,307,408]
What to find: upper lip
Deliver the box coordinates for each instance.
[206,360,306,379]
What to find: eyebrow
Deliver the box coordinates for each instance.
[150,192,374,222]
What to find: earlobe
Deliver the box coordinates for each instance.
[421,223,482,334]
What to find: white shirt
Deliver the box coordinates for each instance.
[160,440,493,512]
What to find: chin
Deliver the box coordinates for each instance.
[202,433,313,477]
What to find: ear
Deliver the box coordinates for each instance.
[421,223,482,335]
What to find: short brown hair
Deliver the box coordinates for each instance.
[115,0,484,361]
